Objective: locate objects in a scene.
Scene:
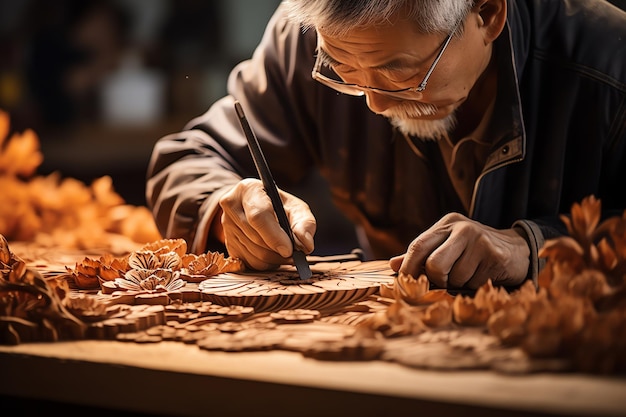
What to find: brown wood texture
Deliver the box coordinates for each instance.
[2,240,626,417]
[1,233,624,378]
[198,260,394,312]
[0,241,564,374]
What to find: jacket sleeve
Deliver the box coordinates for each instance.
[146,4,319,254]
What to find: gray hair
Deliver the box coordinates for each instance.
[282,0,474,36]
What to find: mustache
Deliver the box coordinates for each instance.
[380,102,438,119]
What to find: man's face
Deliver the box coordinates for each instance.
[317,13,492,139]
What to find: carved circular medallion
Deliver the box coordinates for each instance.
[198,260,395,313]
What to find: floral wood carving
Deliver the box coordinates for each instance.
[0,235,87,343]
[65,238,244,305]
[360,195,626,374]
[513,195,626,373]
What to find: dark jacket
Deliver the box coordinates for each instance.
[146,0,626,283]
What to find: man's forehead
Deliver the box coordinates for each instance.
[317,17,421,42]
[317,21,444,64]
[318,33,390,55]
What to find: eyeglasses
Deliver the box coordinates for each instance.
[312,20,461,100]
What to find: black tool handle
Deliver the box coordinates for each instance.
[234,101,312,279]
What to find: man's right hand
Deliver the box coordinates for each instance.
[218,178,316,270]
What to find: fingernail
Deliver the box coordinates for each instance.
[277,245,291,258]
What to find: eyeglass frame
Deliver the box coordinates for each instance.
[312,19,463,99]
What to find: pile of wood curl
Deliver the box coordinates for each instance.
[364,195,626,374]
[0,110,161,252]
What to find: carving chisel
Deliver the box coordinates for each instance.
[234,100,313,280]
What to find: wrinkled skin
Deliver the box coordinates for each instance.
[389,213,530,289]
[218,178,316,270]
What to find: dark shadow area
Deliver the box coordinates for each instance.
[1,395,161,417]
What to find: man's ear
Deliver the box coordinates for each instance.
[473,0,507,44]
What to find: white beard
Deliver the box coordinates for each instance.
[388,113,457,141]
[378,101,457,141]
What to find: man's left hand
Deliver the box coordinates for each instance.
[389,213,530,289]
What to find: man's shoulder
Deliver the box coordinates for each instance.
[513,0,626,82]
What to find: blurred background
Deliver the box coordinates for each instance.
[0,0,281,204]
[0,0,624,255]
[0,0,359,255]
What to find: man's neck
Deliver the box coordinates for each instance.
[450,50,499,143]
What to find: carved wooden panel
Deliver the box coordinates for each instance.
[198,261,395,313]
[3,196,626,378]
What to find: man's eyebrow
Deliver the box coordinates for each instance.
[316,48,342,66]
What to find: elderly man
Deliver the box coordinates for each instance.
[146,0,626,290]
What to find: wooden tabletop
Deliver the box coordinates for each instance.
[1,339,625,417]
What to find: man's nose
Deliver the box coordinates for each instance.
[364,91,399,113]
[366,90,422,114]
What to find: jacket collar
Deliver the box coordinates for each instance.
[482,8,527,173]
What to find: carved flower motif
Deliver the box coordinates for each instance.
[421,300,453,328]
[179,251,244,282]
[113,268,184,292]
[381,272,453,306]
[128,250,182,271]
[97,241,191,295]
[453,280,511,326]
[66,254,128,290]
[140,238,188,257]
[453,295,491,326]
[541,195,626,289]
[393,273,430,304]
[505,196,626,373]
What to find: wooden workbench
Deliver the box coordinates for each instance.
[1,336,625,417]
